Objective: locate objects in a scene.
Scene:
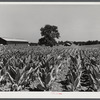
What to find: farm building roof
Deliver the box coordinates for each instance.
[1,37,28,42]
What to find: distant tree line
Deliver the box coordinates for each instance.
[57,40,100,46]
[73,40,100,46]
[29,40,100,47]
[29,41,72,46]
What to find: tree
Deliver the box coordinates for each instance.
[38,25,60,46]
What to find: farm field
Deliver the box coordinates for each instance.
[0,45,100,91]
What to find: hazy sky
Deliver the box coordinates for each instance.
[0,4,100,42]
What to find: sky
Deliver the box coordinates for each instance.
[0,4,100,42]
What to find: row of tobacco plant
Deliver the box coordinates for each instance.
[0,45,100,91]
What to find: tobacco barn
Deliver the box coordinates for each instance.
[0,37,29,45]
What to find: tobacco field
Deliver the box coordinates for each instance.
[0,45,100,92]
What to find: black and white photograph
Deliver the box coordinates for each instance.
[0,3,100,93]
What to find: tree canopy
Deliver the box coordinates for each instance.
[38,25,60,46]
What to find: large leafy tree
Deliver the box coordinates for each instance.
[38,25,60,46]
